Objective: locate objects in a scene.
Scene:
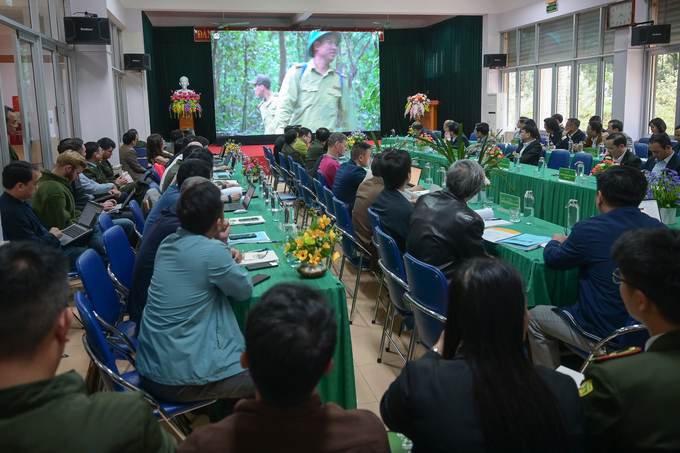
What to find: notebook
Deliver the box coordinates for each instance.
[59,201,104,246]
[639,199,661,221]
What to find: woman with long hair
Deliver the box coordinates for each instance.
[146,133,168,165]
[381,258,585,453]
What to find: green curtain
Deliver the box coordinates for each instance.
[143,15,217,143]
[380,16,483,137]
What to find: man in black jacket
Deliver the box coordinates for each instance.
[645,133,680,174]
[406,159,488,283]
[605,133,641,169]
[0,161,86,269]
[512,124,543,166]
[554,118,586,150]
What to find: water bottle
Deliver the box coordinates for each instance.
[424,163,433,185]
[524,190,535,225]
[565,199,580,235]
[412,157,419,168]
[597,143,605,158]
[536,157,546,178]
[264,184,271,209]
[568,137,574,153]
[269,190,278,212]
[437,166,447,186]
[546,137,552,150]
[576,161,585,182]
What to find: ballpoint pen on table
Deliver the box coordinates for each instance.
[250,248,270,252]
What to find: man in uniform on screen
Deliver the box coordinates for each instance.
[274,31,355,133]
[249,74,278,135]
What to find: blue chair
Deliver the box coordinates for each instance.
[433,130,442,139]
[135,147,148,169]
[547,150,570,170]
[129,200,145,236]
[76,249,137,356]
[296,163,320,226]
[316,171,329,191]
[504,144,518,156]
[98,212,114,233]
[278,153,293,193]
[375,227,413,363]
[333,197,371,324]
[634,143,649,159]
[149,182,161,192]
[322,186,336,220]
[150,168,160,181]
[570,153,593,173]
[102,226,136,296]
[540,136,547,144]
[672,141,678,149]
[75,291,215,440]
[367,208,386,324]
[402,253,448,360]
[313,178,327,215]
[638,137,650,144]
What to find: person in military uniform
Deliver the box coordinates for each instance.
[274,31,355,134]
[249,74,278,135]
[579,227,680,452]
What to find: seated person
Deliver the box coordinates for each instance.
[580,228,680,451]
[381,258,585,453]
[552,113,564,127]
[645,133,680,174]
[529,166,666,369]
[96,137,119,183]
[129,169,215,326]
[84,141,129,190]
[604,132,641,169]
[544,117,564,148]
[406,160,488,283]
[0,241,176,453]
[674,124,680,153]
[554,118,586,150]
[0,161,86,270]
[605,119,633,147]
[513,116,529,141]
[333,141,371,209]
[274,125,295,165]
[352,152,386,269]
[58,138,101,212]
[293,127,312,158]
[579,121,604,150]
[136,179,254,402]
[371,149,415,253]
[79,142,128,211]
[473,121,489,145]
[511,124,542,165]
[161,143,203,192]
[119,130,148,182]
[305,127,330,180]
[411,121,440,145]
[314,132,348,188]
[445,121,470,149]
[282,129,304,166]
[179,284,389,453]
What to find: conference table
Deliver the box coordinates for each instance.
[216,169,356,409]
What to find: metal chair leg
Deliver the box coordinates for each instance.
[377,303,393,363]
[372,272,386,324]
[348,253,364,324]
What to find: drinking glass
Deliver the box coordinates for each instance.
[483,196,494,210]
[509,207,521,223]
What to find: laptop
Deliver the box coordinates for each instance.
[406,166,422,188]
[224,183,256,212]
[639,199,661,221]
[59,201,104,246]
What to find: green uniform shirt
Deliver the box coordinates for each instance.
[98,159,116,183]
[32,169,79,230]
[580,329,680,452]
[293,139,308,158]
[0,371,177,453]
[8,144,18,161]
[259,93,279,134]
[86,162,136,193]
[274,59,355,133]
[305,139,327,176]
[282,143,304,167]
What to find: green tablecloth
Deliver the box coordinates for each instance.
[219,175,356,409]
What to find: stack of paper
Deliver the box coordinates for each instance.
[482,227,521,243]
[238,250,279,266]
[498,233,552,251]
[228,231,271,244]
[475,208,513,227]
[228,216,265,226]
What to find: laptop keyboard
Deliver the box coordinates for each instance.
[224,202,243,210]
[62,223,88,239]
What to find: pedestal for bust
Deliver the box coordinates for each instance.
[421,100,439,132]
[179,116,194,131]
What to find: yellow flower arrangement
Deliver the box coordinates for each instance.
[283,213,341,267]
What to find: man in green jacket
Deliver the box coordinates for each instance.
[0,241,177,453]
[97,137,118,182]
[305,127,330,179]
[580,227,680,451]
[281,129,304,167]
[83,141,137,194]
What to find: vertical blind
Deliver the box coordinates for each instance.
[519,26,536,65]
[577,10,601,57]
[505,31,517,67]
[656,0,680,46]
[539,16,574,62]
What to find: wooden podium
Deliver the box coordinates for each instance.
[420,100,439,131]
[179,115,194,131]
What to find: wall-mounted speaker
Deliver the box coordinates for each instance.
[631,24,671,46]
[64,17,111,44]
[124,54,152,71]
[483,54,507,68]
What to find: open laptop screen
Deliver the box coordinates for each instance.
[409,167,422,186]
[78,201,104,227]
[639,199,661,221]
[242,184,256,209]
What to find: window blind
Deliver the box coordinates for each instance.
[656,0,680,46]
[505,31,517,67]
[519,26,536,65]
[539,16,574,62]
[577,10,600,57]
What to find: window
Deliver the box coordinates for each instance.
[504,71,517,125]
[36,0,52,37]
[577,61,599,125]
[519,26,535,66]
[504,31,517,67]
[650,53,679,129]
[577,10,601,57]
[539,67,553,121]
[655,0,680,46]
[519,69,535,118]
[0,0,31,29]
[18,39,43,168]
[602,59,614,124]
[539,17,573,62]
[110,24,128,141]
[556,65,572,120]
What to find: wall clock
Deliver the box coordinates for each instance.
[607,0,635,29]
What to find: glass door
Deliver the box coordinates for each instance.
[538,65,554,124]
[16,34,44,167]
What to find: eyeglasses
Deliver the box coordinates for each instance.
[611,268,631,286]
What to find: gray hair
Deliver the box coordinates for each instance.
[5,105,15,122]
[446,160,485,200]
[327,132,347,148]
[179,176,210,194]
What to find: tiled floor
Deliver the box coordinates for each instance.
[59,245,422,427]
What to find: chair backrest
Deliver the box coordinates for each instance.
[332,197,356,237]
[317,170,329,190]
[313,178,326,208]
[570,153,593,173]
[367,207,382,247]
[402,253,449,349]
[102,226,136,291]
[504,144,518,156]
[149,182,161,192]
[74,291,124,391]
[287,155,296,176]
[547,150,570,170]
[76,249,124,328]
[323,186,336,217]
[638,137,650,144]
[297,164,316,205]
[278,153,289,171]
[375,227,408,312]
[634,142,649,159]
[129,200,146,233]
[98,212,114,232]
[540,136,547,144]
[618,316,651,349]
[134,147,147,158]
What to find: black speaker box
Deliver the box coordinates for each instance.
[124,54,152,71]
[64,17,111,44]
[631,24,671,46]
[483,54,507,68]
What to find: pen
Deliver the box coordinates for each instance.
[250,248,270,252]
[256,241,279,244]
[488,218,501,221]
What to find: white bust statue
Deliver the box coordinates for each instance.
[176,76,196,94]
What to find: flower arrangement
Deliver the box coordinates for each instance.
[404,93,430,121]
[284,214,340,267]
[224,139,241,156]
[169,90,202,118]
[347,130,368,150]
[647,169,680,209]
[242,156,264,177]
[590,156,618,175]
[416,133,434,149]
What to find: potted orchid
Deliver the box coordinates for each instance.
[646,169,680,225]
[404,93,430,121]
[169,91,202,119]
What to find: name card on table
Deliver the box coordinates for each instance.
[499,193,521,212]
[558,167,577,183]
[584,148,599,158]
[498,158,511,170]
